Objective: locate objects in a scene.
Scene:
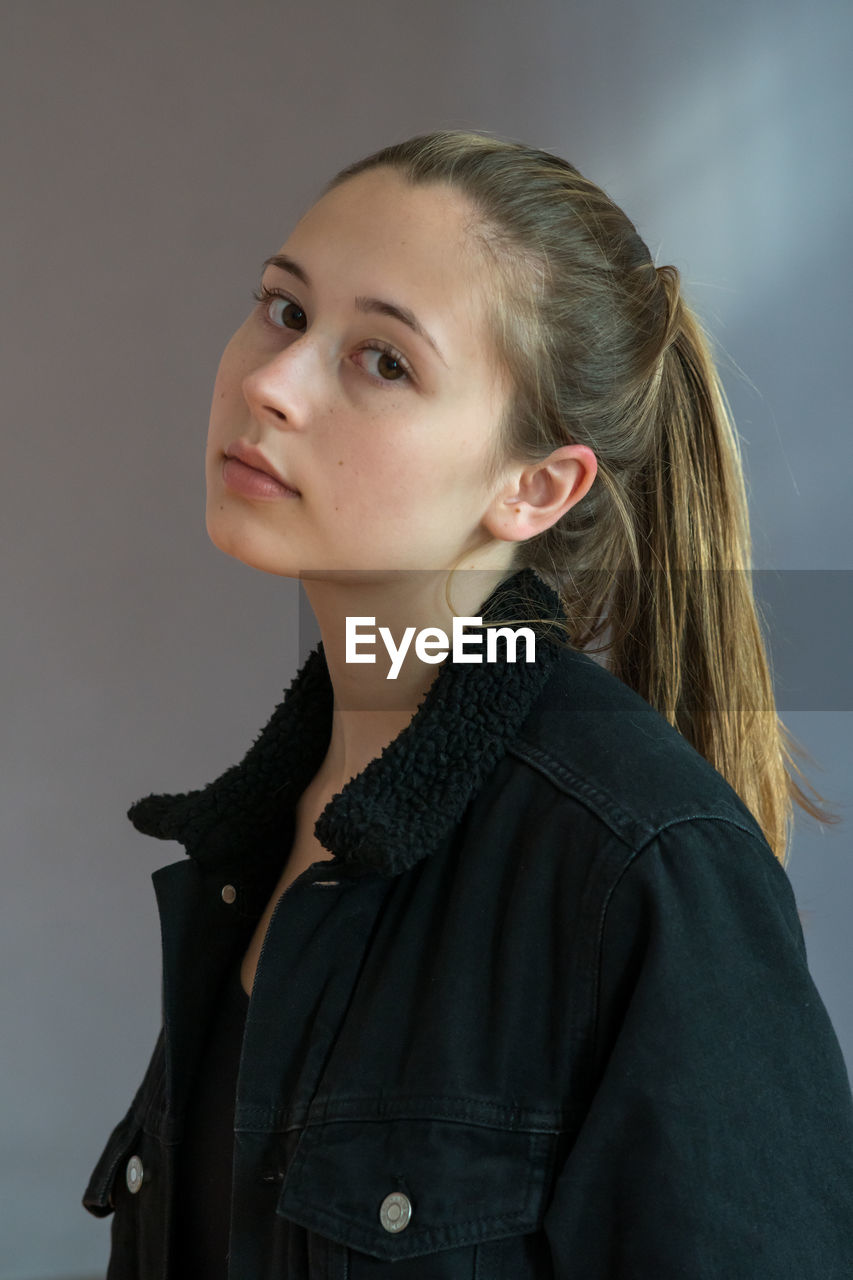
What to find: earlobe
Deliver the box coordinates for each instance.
[479,491,534,545]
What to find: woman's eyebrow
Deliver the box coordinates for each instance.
[261,252,447,367]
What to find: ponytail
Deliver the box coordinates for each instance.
[601,271,839,867]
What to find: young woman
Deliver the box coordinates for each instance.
[83,129,853,1278]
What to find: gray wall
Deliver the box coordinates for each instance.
[2,0,851,1275]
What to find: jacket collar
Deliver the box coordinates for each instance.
[127,566,569,878]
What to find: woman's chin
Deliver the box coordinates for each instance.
[203,514,303,578]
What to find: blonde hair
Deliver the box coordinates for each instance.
[323,128,839,867]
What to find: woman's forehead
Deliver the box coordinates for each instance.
[274,170,498,366]
[286,173,482,286]
[308,166,477,238]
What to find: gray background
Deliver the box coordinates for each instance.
[2,1,851,1276]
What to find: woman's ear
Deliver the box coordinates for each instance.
[481,445,598,544]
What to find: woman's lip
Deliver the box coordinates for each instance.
[222,456,301,499]
[224,440,301,492]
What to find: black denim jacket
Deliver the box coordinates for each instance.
[82,567,853,1278]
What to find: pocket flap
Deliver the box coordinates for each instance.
[82,1027,166,1218]
[276,1116,555,1261]
[81,1108,144,1218]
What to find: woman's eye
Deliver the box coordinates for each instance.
[250,285,413,386]
[356,346,410,384]
[252,286,306,330]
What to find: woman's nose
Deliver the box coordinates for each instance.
[241,339,319,430]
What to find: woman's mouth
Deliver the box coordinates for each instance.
[222,456,301,500]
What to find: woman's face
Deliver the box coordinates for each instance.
[205,167,517,580]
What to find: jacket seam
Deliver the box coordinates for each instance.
[235,1099,567,1133]
[590,813,783,1076]
[507,740,654,846]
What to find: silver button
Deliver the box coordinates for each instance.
[379,1191,411,1233]
[221,884,237,904]
[125,1155,144,1194]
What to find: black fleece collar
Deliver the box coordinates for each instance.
[127,567,569,878]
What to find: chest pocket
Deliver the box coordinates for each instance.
[276,1113,558,1276]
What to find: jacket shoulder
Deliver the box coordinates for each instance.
[510,643,771,857]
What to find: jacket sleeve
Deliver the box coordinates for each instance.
[542,816,853,1279]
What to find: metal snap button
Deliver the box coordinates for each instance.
[221,884,237,904]
[379,1191,411,1232]
[125,1155,144,1194]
